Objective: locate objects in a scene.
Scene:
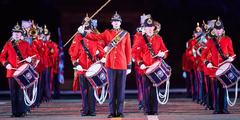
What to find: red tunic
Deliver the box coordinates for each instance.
[97,29,132,70]
[69,32,105,75]
[132,33,168,70]
[31,38,49,72]
[185,38,197,70]
[0,40,37,78]
[201,36,235,77]
[46,40,59,73]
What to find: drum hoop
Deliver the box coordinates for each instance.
[13,63,30,77]
[85,65,108,89]
[217,76,240,88]
[85,63,103,77]
[147,67,171,87]
[216,63,232,76]
[13,64,39,89]
[146,61,161,74]
[15,78,37,89]
[87,77,108,89]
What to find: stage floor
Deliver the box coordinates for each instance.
[0,98,240,120]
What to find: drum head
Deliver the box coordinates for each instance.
[146,61,160,74]
[13,63,29,76]
[216,63,231,76]
[85,63,102,77]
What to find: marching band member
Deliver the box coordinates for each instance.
[182,49,192,98]
[69,14,105,116]
[0,23,38,117]
[132,18,168,115]
[201,17,235,114]
[91,12,131,118]
[31,23,50,104]
[193,23,206,105]
[185,31,198,102]
[133,14,151,111]
[44,25,60,99]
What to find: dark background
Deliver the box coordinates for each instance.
[1,0,240,91]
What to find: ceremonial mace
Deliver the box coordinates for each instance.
[63,0,111,47]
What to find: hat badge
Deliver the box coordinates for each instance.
[216,17,222,27]
[147,19,153,25]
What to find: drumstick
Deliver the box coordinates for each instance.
[212,66,218,69]
[73,68,94,72]
[218,54,236,67]
[153,50,169,58]
[18,55,37,64]
[63,0,112,47]
[10,68,19,70]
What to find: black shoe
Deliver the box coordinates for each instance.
[81,112,88,116]
[221,110,230,114]
[14,113,26,117]
[117,113,124,118]
[89,112,96,116]
[213,111,220,114]
[138,104,144,110]
[107,113,115,118]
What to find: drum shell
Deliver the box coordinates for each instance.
[13,64,39,89]
[146,60,171,87]
[216,63,240,88]
[85,64,108,89]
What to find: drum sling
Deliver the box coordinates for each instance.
[80,39,95,63]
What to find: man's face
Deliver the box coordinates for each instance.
[12,32,22,41]
[111,21,121,29]
[215,28,224,37]
[144,26,155,37]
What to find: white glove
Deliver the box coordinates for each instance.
[100,57,106,63]
[226,56,234,62]
[157,51,165,58]
[182,71,187,79]
[140,64,147,70]
[103,46,110,53]
[207,63,213,68]
[192,49,197,57]
[96,50,99,55]
[141,28,145,35]
[6,64,13,70]
[78,25,85,34]
[25,56,32,63]
[127,69,131,75]
[75,65,83,71]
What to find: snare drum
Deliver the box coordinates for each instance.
[146,60,171,87]
[216,62,240,88]
[13,63,39,89]
[85,62,108,89]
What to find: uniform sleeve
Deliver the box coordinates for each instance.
[97,40,105,59]
[0,42,10,67]
[159,36,168,58]
[201,40,211,65]
[68,34,82,66]
[227,37,235,56]
[125,33,132,69]
[132,33,143,66]
[26,42,40,61]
